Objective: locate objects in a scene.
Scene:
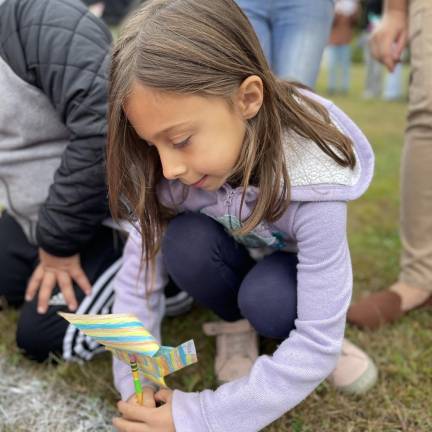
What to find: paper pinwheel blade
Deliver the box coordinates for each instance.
[59,312,198,387]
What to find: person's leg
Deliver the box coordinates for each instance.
[235,0,272,65]
[370,56,383,98]
[327,45,339,94]
[162,212,255,322]
[164,276,194,317]
[16,225,125,361]
[271,0,334,87]
[383,62,403,100]
[0,211,37,307]
[348,0,432,330]
[398,0,432,300]
[340,44,352,94]
[238,251,297,338]
[363,38,383,99]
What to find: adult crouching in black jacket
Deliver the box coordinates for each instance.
[0,0,124,362]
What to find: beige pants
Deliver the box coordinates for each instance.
[400,0,432,291]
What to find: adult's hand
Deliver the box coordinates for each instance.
[25,248,92,314]
[369,10,408,72]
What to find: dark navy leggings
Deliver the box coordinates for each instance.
[162,213,298,339]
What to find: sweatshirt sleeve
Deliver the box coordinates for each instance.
[172,200,352,432]
[112,227,168,400]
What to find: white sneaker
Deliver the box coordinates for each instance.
[327,339,378,395]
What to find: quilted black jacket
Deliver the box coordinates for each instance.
[0,0,112,256]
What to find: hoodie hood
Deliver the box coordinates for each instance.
[287,91,374,202]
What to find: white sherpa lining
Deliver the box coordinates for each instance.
[283,113,361,188]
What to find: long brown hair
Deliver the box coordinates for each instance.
[107,0,356,263]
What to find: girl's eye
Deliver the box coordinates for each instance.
[173,137,191,149]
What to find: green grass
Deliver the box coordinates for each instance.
[1,64,431,431]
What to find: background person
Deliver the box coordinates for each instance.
[348,0,432,329]
[0,0,123,362]
[235,0,335,87]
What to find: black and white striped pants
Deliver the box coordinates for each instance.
[0,211,124,362]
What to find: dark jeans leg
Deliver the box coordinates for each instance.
[0,211,37,307]
[162,212,255,321]
[238,251,298,339]
[162,212,298,338]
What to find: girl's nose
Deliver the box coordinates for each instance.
[160,149,187,180]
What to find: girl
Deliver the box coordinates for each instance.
[108,0,375,431]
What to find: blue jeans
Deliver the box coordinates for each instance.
[162,213,298,339]
[327,44,352,93]
[235,0,334,87]
[383,62,403,100]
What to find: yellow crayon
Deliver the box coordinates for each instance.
[129,354,143,405]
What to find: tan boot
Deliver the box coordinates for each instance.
[203,319,258,383]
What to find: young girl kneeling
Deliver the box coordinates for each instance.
[108,1,375,431]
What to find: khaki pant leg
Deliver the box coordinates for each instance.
[400,0,432,291]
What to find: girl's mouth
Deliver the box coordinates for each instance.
[191,175,208,188]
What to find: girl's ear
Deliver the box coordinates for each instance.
[237,75,264,120]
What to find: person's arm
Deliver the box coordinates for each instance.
[385,0,408,13]
[31,2,112,256]
[369,0,408,71]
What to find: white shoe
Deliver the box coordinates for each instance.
[327,339,378,395]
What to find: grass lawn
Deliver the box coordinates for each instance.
[1,64,431,431]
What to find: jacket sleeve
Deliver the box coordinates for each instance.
[171,201,352,432]
[1,0,113,256]
[112,226,168,399]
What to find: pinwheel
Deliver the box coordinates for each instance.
[59,312,198,404]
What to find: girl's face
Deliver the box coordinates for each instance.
[125,79,262,191]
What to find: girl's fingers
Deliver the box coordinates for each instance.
[113,416,149,432]
[117,400,151,423]
[142,387,156,408]
[25,265,44,301]
[154,388,173,404]
[127,389,155,408]
[57,271,77,311]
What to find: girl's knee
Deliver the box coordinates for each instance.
[164,213,215,247]
[162,213,225,268]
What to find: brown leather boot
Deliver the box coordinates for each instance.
[348,285,432,331]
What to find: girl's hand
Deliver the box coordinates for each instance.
[127,387,157,408]
[113,389,175,432]
[25,248,92,314]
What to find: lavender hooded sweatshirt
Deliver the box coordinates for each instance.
[112,93,374,432]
